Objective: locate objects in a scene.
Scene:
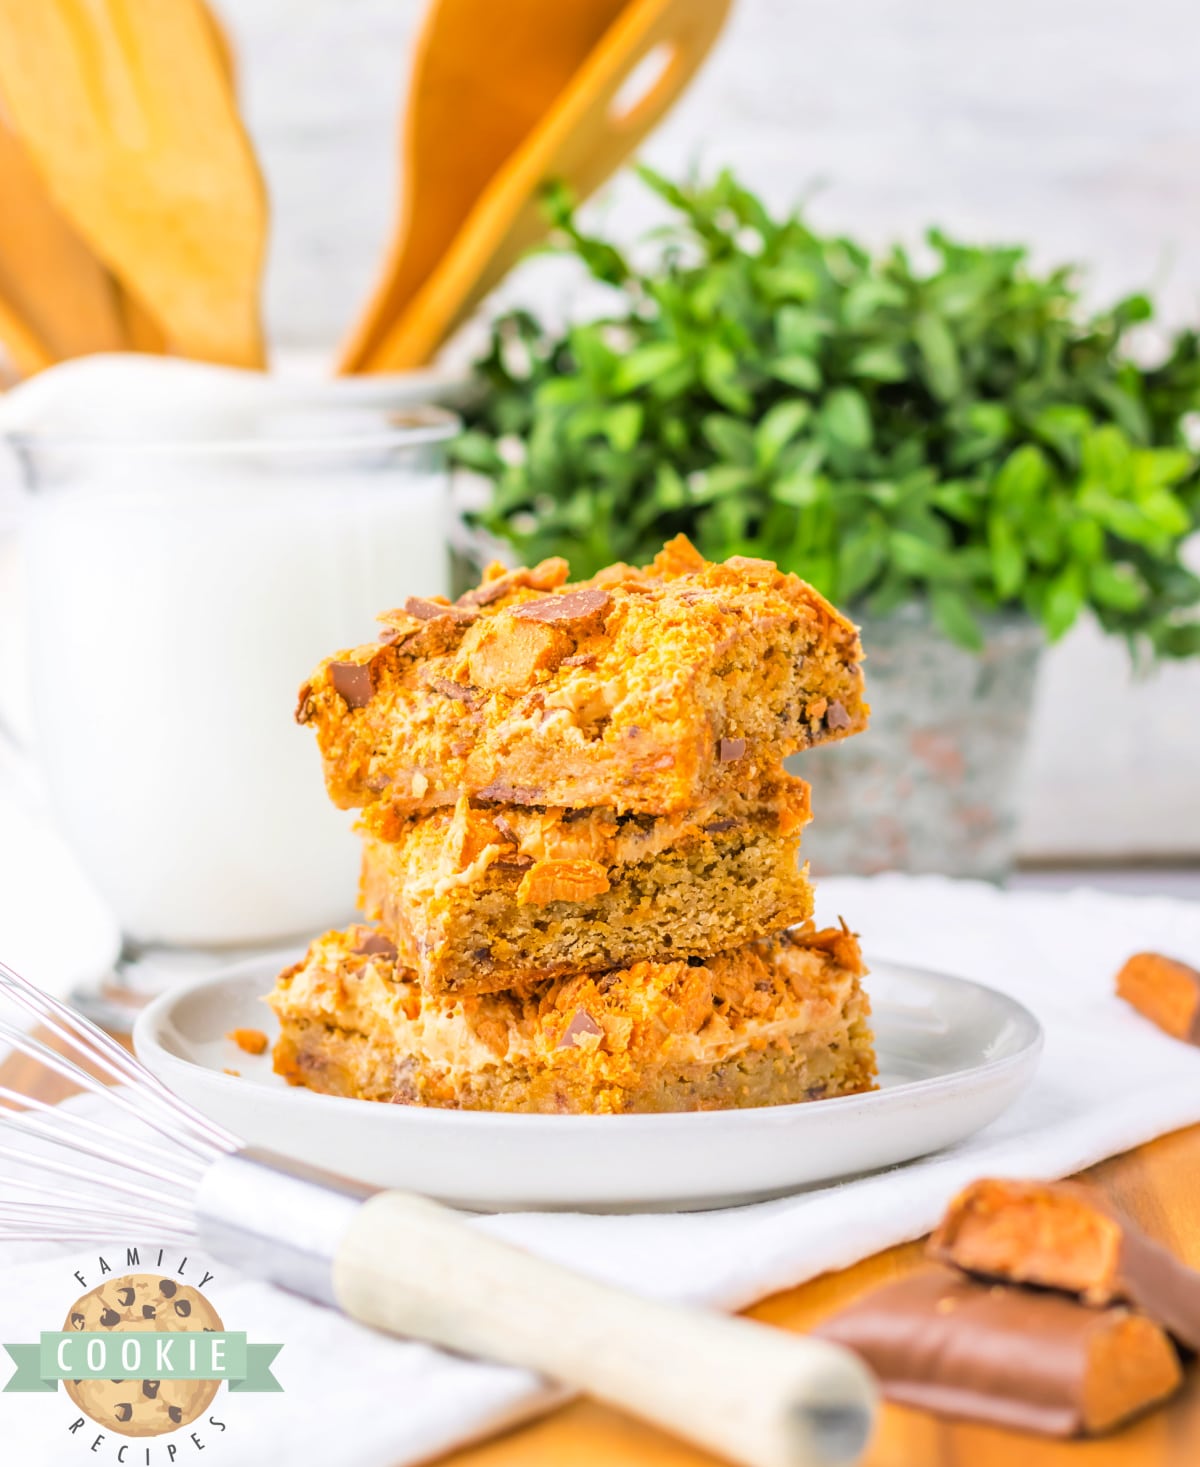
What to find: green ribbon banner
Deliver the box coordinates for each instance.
[4,1334,282,1394]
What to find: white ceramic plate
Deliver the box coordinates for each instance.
[134,955,1042,1213]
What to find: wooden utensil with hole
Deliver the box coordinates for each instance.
[338,0,633,373]
[342,0,731,373]
[0,0,267,368]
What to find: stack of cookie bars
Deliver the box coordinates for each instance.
[270,535,877,1113]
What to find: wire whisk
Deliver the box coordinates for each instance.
[0,957,238,1245]
[0,955,875,1467]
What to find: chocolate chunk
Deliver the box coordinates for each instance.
[355,932,398,961]
[929,1177,1200,1352]
[718,737,746,763]
[378,625,405,644]
[168,1406,183,1424]
[430,677,478,702]
[99,1308,120,1328]
[142,1381,160,1399]
[1116,951,1200,1044]
[703,817,738,834]
[511,587,612,628]
[116,1287,135,1307]
[826,700,852,731]
[458,581,510,608]
[329,660,376,709]
[558,1011,604,1049]
[815,1269,1182,1437]
[403,595,476,623]
[114,1403,133,1423]
[141,1305,156,1319]
[686,956,707,968]
[456,558,570,607]
[476,781,544,805]
[494,855,535,871]
[158,1280,177,1297]
[70,1312,85,1330]
[173,1299,192,1318]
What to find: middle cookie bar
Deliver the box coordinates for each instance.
[358,774,814,995]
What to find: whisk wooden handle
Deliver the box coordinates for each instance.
[332,1191,876,1467]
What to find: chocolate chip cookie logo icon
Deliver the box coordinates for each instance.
[3,1260,283,1448]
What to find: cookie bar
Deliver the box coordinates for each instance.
[357,777,813,994]
[269,922,876,1115]
[815,1269,1182,1437]
[296,535,867,819]
[929,1177,1200,1351]
[1116,951,1200,1044]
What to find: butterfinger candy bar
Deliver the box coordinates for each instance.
[1116,951,1200,1043]
[815,1269,1181,1437]
[928,1177,1200,1351]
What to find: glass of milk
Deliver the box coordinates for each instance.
[10,401,459,950]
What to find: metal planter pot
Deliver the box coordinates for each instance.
[793,604,1043,880]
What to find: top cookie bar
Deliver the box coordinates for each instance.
[297,535,867,817]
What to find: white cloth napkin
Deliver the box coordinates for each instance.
[3,875,1200,1466]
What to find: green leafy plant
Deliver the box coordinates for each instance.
[455,166,1200,655]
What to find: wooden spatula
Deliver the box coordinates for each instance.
[110,2,238,357]
[338,0,632,374]
[0,290,53,380]
[346,0,731,373]
[0,116,126,365]
[0,0,267,368]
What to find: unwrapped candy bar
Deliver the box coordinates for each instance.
[815,1269,1181,1437]
[928,1177,1200,1351]
[1117,950,1200,1044]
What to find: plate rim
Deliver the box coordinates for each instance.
[133,949,1044,1131]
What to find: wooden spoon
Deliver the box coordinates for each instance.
[346,0,731,373]
[338,0,633,374]
[0,0,267,367]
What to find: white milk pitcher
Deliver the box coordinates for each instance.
[2,358,459,948]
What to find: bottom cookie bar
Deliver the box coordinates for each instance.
[268,923,876,1115]
[816,1269,1182,1437]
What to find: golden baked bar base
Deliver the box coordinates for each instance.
[296,535,867,819]
[357,779,814,994]
[268,923,876,1115]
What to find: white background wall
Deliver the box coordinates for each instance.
[8,0,1200,859]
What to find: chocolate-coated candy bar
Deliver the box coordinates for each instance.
[815,1269,1181,1437]
[928,1177,1200,1351]
[1116,951,1200,1043]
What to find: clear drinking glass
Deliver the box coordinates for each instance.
[8,405,458,986]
